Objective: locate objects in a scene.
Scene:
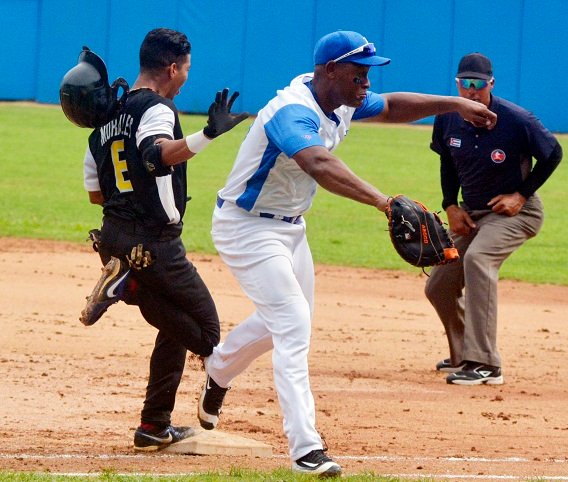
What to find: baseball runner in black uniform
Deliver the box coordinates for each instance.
[69,28,247,450]
[425,53,562,385]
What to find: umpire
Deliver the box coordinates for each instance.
[65,28,247,450]
[425,53,562,385]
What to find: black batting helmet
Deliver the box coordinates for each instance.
[59,47,129,128]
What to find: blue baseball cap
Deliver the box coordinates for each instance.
[314,31,391,66]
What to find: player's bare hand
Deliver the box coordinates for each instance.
[459,98,497,129]
[446,204,476,236]
[487,192,526,216]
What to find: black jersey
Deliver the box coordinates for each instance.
[85,88,187,229]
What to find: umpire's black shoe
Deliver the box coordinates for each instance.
[446,362,504,385]
[80,257,130,326]
[292,449,342,477]
[436,358,466,373]
[198,373,229,430]
[133,424,194,452]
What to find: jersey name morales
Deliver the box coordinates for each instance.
[99,113,134,146]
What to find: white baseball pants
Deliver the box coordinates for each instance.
[208,200,323,460]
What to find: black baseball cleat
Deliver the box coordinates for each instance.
[436,358,466,373]
[292,449,342,477]
[133,424,194,451]
[198,373,229,430]
[80,257,130,326]
[446,362,504,385]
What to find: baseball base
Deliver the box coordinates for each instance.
[162,428,272,457]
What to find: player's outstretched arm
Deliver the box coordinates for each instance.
[376,93,497,129]
[149,88,249,171]
[293,145,390,212]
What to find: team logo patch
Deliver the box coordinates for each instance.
[449,137,461,147]
[491,149,506,163]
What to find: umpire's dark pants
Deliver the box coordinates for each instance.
[99,215,220,426]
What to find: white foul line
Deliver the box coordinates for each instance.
[0,452,566,463]
[1,452,567,481]
[11,472,568,481]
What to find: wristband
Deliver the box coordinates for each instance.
[185,130,212,154]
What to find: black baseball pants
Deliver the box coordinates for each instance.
[98,215,220,426]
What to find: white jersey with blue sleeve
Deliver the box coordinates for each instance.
[218,73,385,217]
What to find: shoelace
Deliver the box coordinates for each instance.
[299,449,331,464]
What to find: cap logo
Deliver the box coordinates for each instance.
[313,31,390,66]
[491,149,506,163]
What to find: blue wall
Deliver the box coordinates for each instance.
[2,0,567,132]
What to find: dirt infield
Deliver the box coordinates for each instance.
[1,237,567,480]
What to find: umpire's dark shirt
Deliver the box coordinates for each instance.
[431,95,560,210]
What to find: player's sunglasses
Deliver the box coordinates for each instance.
[456,78,491,90]
[332,42,376,63]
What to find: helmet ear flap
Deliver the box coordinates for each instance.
[59,46,130,128]
[111,77,130,110]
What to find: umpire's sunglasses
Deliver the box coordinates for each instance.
[332,42,376,63]
[456,78,491,90]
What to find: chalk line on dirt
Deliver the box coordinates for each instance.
[1,452,566,463]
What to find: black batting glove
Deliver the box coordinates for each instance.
[203,88,249,139]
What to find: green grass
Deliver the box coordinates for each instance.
[0,470,433,481]
[0,103,566,284]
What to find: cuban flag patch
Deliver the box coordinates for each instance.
[449,137,461,148]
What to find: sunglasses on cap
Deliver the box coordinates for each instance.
[456,78,491,90]
[332,42,376,63]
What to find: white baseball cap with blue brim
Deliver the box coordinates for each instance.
[314,31,391,66]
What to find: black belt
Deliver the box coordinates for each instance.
[102,216,182,240]
[216,196,302,225]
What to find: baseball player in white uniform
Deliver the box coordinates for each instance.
[197,30,497,476]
